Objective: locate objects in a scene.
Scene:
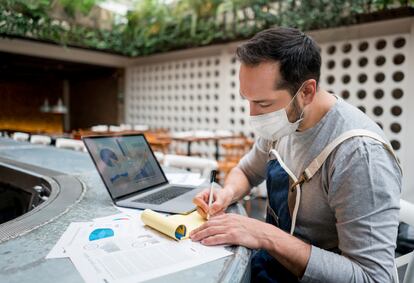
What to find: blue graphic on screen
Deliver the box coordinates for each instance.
[100,148,129,182]
[134,161,155,180]
[100,148,118,167]
[87,135,166,198]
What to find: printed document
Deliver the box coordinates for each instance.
[47,211,232,282]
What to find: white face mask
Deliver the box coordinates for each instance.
[249,84,305,141]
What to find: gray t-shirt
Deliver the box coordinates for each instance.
[238,97,402,282]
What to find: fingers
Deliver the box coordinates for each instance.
[194,189,221,217]
[190,216,222,236]
[191,213,261,249]
[215,210,225,216]
[193,197,208,214]
[190,213,229,237]
[190,225,227,242]
[192,189,210,215]
[197,207,207,219]
[190,220,233,246]
[193,188,210,202]
[193,188,230,219]
[189,214,241,246]
[200,234,230,246]
[190,221,209,237]
[207,191,228,216]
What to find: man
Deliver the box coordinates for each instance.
[190,27,402,282]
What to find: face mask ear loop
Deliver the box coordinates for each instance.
[297,107,305,124]
[286,81,307,124]
[286,81,307,109]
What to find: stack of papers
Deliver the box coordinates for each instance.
[47,209,232,283]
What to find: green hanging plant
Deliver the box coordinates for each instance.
[58,0,102,17]
[0,0,413,57]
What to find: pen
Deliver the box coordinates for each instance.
[207,170,217,220]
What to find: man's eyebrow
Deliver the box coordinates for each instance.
[239,91,268,103]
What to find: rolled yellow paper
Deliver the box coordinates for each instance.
[141,209,186,240]
[141,209,205,240]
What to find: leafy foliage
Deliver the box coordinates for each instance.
[0,0,413,56]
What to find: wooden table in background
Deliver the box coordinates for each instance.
[171,134,243,160]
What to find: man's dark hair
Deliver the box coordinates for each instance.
[236,27,321,96]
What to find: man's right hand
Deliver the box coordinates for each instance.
[192,187,233,219]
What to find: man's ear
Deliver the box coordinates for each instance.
[301,79,317,106]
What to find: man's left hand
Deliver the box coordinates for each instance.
[190,213,268,249]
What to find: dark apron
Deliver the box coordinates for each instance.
[251,158,299,283]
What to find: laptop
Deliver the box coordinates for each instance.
[83,134,202,214]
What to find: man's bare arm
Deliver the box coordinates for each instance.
[221,166,252,206]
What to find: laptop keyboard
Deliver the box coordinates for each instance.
[133,186,193,205]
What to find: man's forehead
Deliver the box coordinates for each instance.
[239,62,282,98]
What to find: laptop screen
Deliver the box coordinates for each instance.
[84,135,167,199]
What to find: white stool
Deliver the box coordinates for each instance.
[91,125,108,132]
[55,138,86,152]
[12,132,29,142]
[30,135,52,145]
[163,154,218,178]
[120,124,132,131]
[403,252,414,283]
[133,125,149,131]
[109,125,122,132]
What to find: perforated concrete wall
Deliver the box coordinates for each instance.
[125,50,251,158]
[319,34,409,157]
[125,18,414,199]
[125,54,250,136]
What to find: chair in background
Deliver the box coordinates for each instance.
[120,124,132,131]
[109,125,122,132]
[12,132,30,142]
[133,124,149,131]
[30,135,52,145]
[170,130,218,157]
[55,138,86,152]
[217,136,253,183]
[163,154,218,179]
[146,133,171,154]
[214,130,234,138]
[91,125,108,132]
[395,199,414,283]
[193,130,215,138]
[403,250,414,283]
[153,151,165,164]
[0,131,9,137]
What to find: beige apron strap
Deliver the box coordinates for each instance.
[296,129,401,185]
[269,149,300,184]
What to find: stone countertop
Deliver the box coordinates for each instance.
[0,137,251,283]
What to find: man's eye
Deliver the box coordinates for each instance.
[259,103,271,108]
